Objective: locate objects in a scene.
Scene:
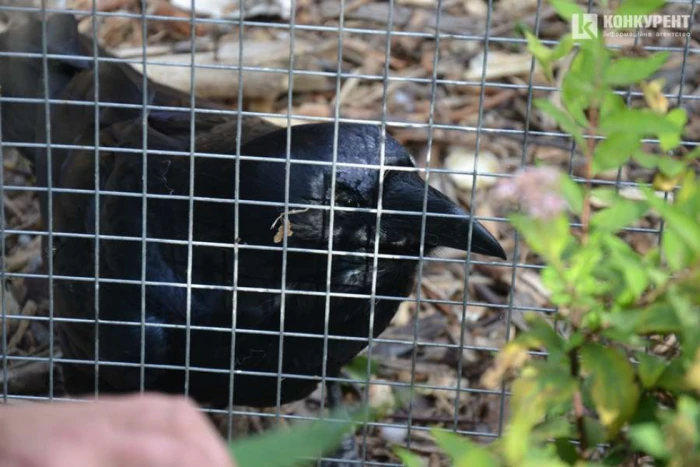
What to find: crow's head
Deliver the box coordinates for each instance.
[240,123,506,260]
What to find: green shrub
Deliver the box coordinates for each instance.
[398,0,700,465]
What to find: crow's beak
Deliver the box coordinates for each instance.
[382,171,506,259]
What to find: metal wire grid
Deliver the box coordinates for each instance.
[0,0,698,465]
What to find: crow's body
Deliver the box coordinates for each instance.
[0,14,505,412]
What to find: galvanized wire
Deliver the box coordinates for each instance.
[139,0,150,395]
[39,0,56,400]
[91,0,101,400]
[226,0,248,443]
[0,1,697,466]
[0,74,6,405]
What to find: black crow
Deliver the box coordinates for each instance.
[0,13,506,461]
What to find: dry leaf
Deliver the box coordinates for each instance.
[464,51,541,81]
[270,208,309,243]
[170,0,231,17]
[642,79,669,114]
[273,221,293,243]
[444,147,501,192]
[481,342,529,389]
[369,380,395,412]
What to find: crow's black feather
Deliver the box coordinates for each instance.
[0,14,506,409]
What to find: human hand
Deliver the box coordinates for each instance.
[0,393,235,467]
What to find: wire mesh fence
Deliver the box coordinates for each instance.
[0,0,698,465]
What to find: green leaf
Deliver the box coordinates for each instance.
[600,108,682,136]
[662,227,692,272]
[524,314,566,361]
[524,30,559,82]
[658,358,690,392]
[394,448,424,467]
[676,170,699,206]
[565,331,586,352]
[602,445,632,466]
[561,74,592,126]
[609,303,683,336]
[659,133,682,152]
[666,108,688,129]
[615,0,667,16]
[590,199,648,233]
[590,187,622,207]
[686,145,700,160]
[631,394,660,425]
[230,412,355,467]
[566,47,603,106]
[533,418,576,442]
[668,107,688,128]
[527,33,574,83]
[646,263,670,289]
[550,34,574,62]
[600,321,636,345]
[657,157,687,177]
[562,69,596,102]
[521,450,572,467]
[511,362,578,419]
[669,291,700,356]
[432,430,498,467]
[534,98,584,145]
[580,343,640,437]
[549,0,585,22]
[629,424,669,459]
[604,52,669,86]
[583,417,609,447]
[506,362,577,463]
[592,132,641,174]
[345,354,380,381]
[578,34,610,74]
[560,176,584,215]
[659,108,688,151]
[525,30,551,60]
[636,352,667,389]
[542,266,573,307]
[509,213,572,263]
[565,244,605,291]
[644,188,700,255]
[614,255,649,302]
[633,150,659,169]
[554,438,578,464]
[600,93,626,119]
[504,407,535,463]
[603,235,649,301]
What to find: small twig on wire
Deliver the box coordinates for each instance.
[270,208,310,243]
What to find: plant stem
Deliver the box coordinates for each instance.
[580,107,599,245]
[569,347,589,457]
[568,103,599,456]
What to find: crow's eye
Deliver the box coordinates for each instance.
[334,192,361,208]
[331,179,363,208]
